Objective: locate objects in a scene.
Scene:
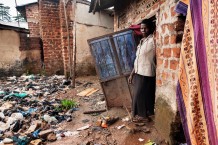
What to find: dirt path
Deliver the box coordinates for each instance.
[47,76,167,145]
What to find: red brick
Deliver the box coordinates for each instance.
[157,59,163,66]
[161,71,168,80]
[161,25,166,34]
[164,35,169,45]
[170,35,177,44]
[164,60,168,68]
[172,73,177,80]
[171,6,176,17]
[163,48,171,58]
[172,48,181,58]
[170,60,179,70]
[156,48,163,57]
[157,79,162,86]
[164,12,168,20]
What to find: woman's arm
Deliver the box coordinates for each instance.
[128,68,135,84]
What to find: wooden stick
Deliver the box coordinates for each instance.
[83,109,106,114]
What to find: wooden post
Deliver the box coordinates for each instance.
[71,0,77,87]
[15,0,20,27]
[63,0,73,79]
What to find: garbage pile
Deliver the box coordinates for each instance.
[0,75,77,145]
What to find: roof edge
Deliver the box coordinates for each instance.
[0,24,30,33]
[16,2,38,9]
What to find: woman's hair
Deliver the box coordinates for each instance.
[141,19,155,34]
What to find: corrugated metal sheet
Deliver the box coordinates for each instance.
[89,0,115,13]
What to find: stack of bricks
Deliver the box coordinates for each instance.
[39,0,64,75]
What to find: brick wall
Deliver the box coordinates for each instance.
[25,4,40,37]
[19,33,42,74]
[59,0,74,77]
[20,3,42,74]
[114,0,186,144]
[39,0,64,75]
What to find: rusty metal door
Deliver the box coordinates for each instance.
[88,29,136,109]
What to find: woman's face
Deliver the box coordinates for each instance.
[140,23,150,37]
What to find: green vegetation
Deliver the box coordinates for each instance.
[61,99,77,110]
[55,99,77,111]
[0,3,11,22]
[0,3,26,22]
[13,13,26,22]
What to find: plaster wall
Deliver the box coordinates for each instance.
[75,2,114,75]
[76,3,113,29]
[0,30,22,76]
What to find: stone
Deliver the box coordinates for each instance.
[47,133,57,142]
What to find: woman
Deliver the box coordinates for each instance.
[128,19,156,122]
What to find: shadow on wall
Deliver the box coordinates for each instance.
[155,97,186,144]
[0,61,23,78]
[76,56,96,76]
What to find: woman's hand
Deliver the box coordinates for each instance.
[128,74,133,84]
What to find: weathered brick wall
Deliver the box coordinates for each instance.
[25,4,40,37]
[114,0,185,144]
[21,4,42,74]
[20,35,42,74]
[59,0,74,77]
[39,0,64,75]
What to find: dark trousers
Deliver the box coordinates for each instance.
[132,74,156,118]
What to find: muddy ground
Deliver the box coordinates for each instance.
[47,76,167,145]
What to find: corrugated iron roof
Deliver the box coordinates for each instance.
[89,0,115,13]
[0,23,30,34]
[16,1,38,8]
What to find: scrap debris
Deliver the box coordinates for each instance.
[77,88,99,97]
[83,109,106,114]
[0,74,162,144]
[96,116,119,128]
[0,75,78,144]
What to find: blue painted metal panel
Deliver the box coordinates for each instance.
[89,30,136,81]
[90,37,118,79]
[113,30,136,74]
